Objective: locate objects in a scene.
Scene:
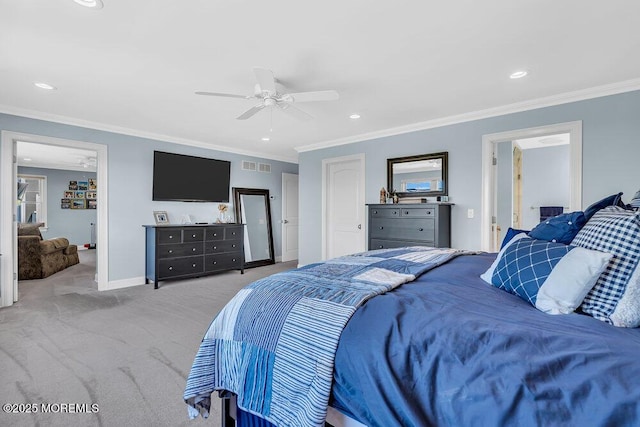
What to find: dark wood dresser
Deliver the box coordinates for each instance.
[144,224,244,289]
[367,203,452,250]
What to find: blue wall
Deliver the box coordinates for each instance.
[299,90,640,265]
[18,166,97,246]
[1,114,298,283]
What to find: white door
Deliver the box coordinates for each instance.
[281,173,299,262]
[323,154,365,259]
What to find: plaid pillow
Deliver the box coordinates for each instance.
[481,235,611,315]
[571,206,640,326]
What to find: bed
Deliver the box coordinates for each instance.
[184,200,640,426]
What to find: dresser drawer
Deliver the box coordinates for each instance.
[370,239,434,250]
[205,239,242,254]
[157,229,182,244]
[370,218,435,241]
[225,227,243,240]
[205,253,243,272]
[157,242,203,259]
[205,227,225,241]
[369,207,401,218]
[158,256,204,278]
[183,228,204,242]
[400,208,435,218]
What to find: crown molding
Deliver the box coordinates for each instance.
[0,105,299,164]
[295,78,640,153]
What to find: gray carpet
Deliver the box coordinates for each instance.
[0,250,296,427]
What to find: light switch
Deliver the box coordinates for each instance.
[467,209,474,219]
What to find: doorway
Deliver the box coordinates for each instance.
[321,154,366,260]
[481,121,582,252]
[1,131,108,307]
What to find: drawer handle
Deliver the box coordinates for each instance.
[378,245,383,249]
[373,210,378,214]
[232,258,236,262]
[168,250,173,254]
[379,226,384,230]
[168,266,173,271]
[169,235,173,239]
[213,261,217,265]
[404,211,409,215]
[232,244,236,248]
[192,263,197,268]
[192,248,196,252]
[213,233,217,237]
[419,228,424,232]
[192,234,196,238]
[393,211,397,215]
[213,246,217,250]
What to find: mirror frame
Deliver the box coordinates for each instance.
[387,151,448,198]
[233,187,275,268]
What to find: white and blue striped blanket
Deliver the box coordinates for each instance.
[184,246,471,427]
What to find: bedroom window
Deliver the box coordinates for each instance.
[17,174,47,226]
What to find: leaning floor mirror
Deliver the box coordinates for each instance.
[233,187,275,268]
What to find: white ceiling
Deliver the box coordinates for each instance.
[1,1,639,163]
[17,141,97,172]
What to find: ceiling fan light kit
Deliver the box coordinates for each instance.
[196,67,339,121]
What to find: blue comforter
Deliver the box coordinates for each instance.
[331,253,640,426]
[184,247,472,426]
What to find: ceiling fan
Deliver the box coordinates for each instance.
[195,67,339,121]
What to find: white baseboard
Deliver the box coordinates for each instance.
[101,276,146,291]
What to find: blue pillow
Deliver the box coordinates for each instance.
[528,211,586,244]
[584,192,624,221]
[481,236,612,314]
[500,227,529,249]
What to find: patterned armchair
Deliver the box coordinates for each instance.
[17,223,79,280]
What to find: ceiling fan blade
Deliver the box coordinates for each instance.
[253,67,277,94]
[195,91,251,99]
[278,103,313,121]
[287,90,339,103]
[236,104,265,120]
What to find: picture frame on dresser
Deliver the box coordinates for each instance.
[153,211,169,225]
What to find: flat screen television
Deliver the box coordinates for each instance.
[152,151,231,202]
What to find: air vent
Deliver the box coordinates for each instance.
[258,163,271,173]
[242,160,257,171]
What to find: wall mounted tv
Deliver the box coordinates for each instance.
[152,151,231,202]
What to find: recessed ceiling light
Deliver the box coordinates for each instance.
[261,137,270,142]
[510,71,528,79]
[73,0,104,8]
[349,114,361,119]
[34,82,56,90]
[23,158,32,161]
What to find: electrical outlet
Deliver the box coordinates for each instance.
[467,209,474,219]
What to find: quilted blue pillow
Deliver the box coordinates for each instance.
[481,235,612,314]
[571,206,640,327]
[528,211,586,244]
[500,227,529,249]
[584,192,625,221]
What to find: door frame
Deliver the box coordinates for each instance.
[281,172,299,263]
[480,121,582,251]
[1,131,109,307]
[321,153,365,261]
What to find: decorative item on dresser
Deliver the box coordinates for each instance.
[143,224,244,289]
[368,203,452,249]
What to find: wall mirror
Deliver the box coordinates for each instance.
[387,152,448,198]
[233,187,275,268]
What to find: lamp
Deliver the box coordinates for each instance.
[630,189,640,209]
